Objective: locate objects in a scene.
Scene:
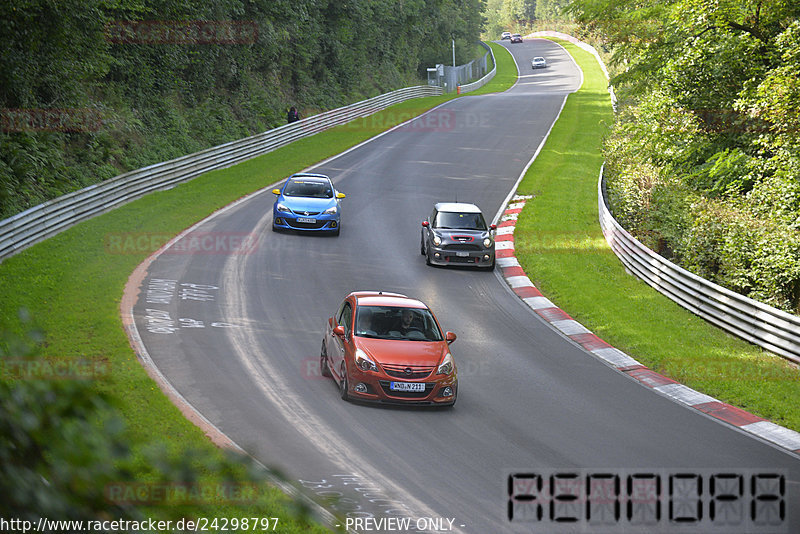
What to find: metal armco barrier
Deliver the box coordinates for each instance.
[599,168,800,364]
[532,30,800,363]
[0,85,442,262]
[458,42,496,94]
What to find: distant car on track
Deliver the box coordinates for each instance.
[510,34,522,43]
[501,31,511,40]
[531,56,547,69]
[272,173,345,235]
[421,202,496,270]
[321,291,458,406]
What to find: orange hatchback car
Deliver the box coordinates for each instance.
[321,291,458,406]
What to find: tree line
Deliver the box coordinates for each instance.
[483,0,572,38]
[566,0,800,314]
[0,0,484,219]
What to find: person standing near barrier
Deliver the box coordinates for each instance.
[287,106,300,123]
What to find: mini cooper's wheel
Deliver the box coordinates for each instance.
[420,234,426,255]
[425,248,433,266]
[339,362,349,401]
[320,340,332,378]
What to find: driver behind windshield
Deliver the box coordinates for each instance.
[397,309,416,335]
[434,211,486,230]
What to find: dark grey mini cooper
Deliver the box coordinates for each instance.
[420,202,496,270]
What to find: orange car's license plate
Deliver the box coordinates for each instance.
[390,382,425,392]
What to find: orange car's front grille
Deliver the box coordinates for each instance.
[378,380,434,398]
[381,364,435,379]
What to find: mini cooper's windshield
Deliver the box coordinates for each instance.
[354,306,443,341]
[284,179,333,198]
[433,211,487,230]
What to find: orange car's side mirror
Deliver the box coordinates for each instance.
[445,331,457,344]
[333,325,346,337]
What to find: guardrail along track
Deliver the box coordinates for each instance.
[0,85,442,261]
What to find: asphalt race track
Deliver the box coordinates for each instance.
[131,39,800,533]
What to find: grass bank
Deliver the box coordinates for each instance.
[469,43,517,95]
[0,99,471,528]
[0,48,518,525]
[513,39,800,432]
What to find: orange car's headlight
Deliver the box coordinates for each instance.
[355,348,377,372]
[437,353,454,375]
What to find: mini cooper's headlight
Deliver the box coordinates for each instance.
[355,348,377,372]
[483,237,493,248]
[437,353,454,375]
[276,203,290,213]
[324,206,338,215]
[433,234,442,246]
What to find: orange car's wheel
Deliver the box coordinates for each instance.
[339,362,349,401]
[320,340,332,378]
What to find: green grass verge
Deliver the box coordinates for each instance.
[466,43,517,96]
[513,39,800,432]
[0,44,514,523]
[0,91,470,528]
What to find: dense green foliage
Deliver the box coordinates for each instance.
[514,38,799,433]
[0,0,484,219]
[0,318,324,530]
[569,0,800,313]
[483,0,571,38]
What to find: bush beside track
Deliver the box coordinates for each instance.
[0,46,515,527]
[513,39,800,432]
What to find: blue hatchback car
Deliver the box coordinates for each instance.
[272,173,345,235]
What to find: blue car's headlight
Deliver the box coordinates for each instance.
[276,203,290,213]
[323,206,338,215]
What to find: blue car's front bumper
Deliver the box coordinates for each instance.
[273,209,340,232]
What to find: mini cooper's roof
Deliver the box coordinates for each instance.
[351,291,427,309]
[434,202,482,213]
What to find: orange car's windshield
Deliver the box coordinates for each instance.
[354,305,443,341]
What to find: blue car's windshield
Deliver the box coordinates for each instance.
[284,179,333,198]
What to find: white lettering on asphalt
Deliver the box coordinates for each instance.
[145,309,178,334]
[146,278,177,304]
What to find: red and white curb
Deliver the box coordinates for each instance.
[497,194,800,457]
